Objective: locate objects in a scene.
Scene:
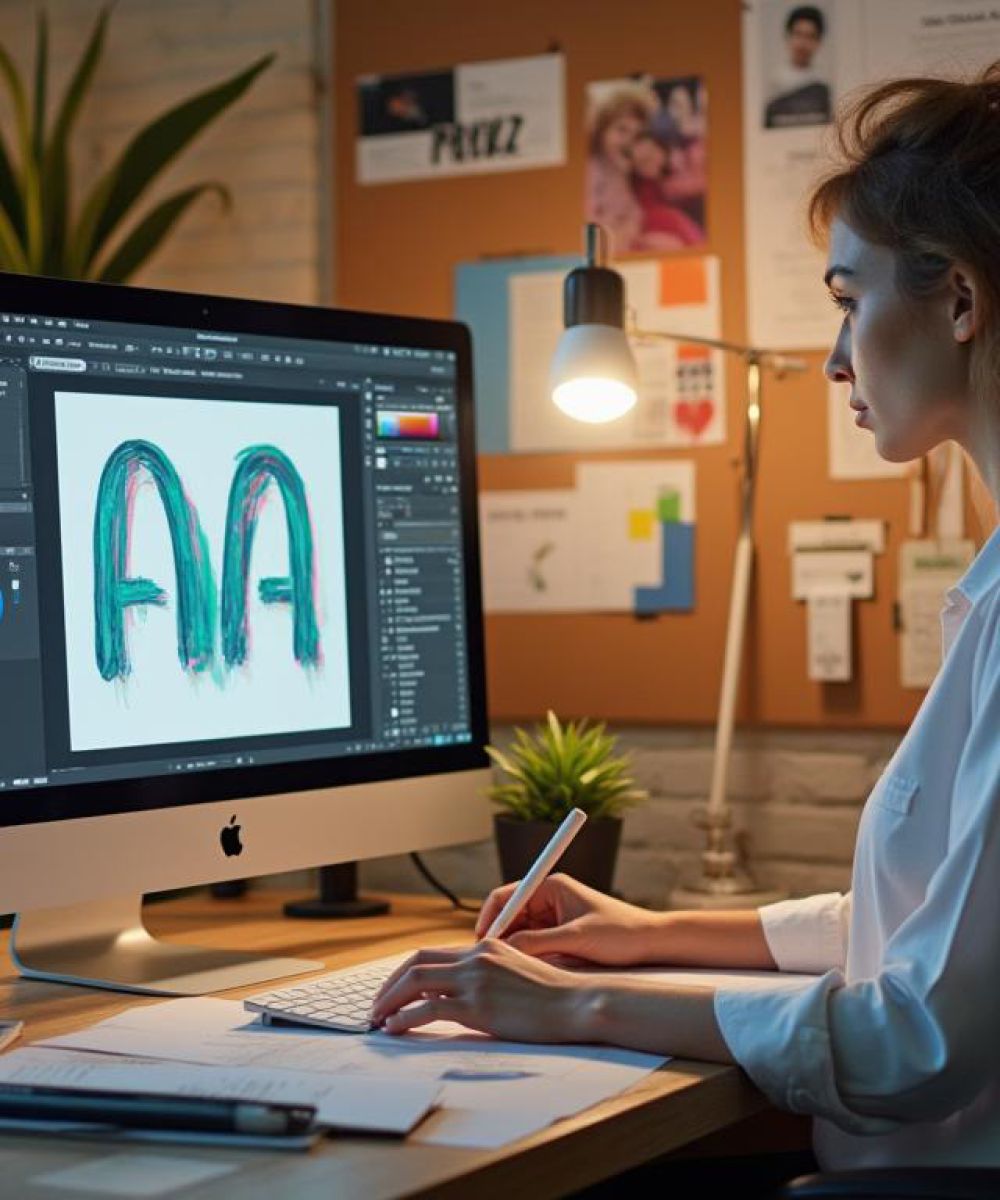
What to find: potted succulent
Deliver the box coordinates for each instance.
[486,712,644,893]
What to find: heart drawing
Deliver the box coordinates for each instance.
[675,398,715,438]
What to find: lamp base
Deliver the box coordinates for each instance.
[668,882,788,911]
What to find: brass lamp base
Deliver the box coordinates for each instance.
[667,805,787,911]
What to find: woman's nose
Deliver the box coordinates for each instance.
[824,324,854,384]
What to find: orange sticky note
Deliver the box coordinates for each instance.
[629,509,655,540]
[659,258,708,307]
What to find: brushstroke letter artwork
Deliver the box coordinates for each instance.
[57,391,351,752]
[93,442,322,681]
[220,445,319,670]
[93,440,216,682]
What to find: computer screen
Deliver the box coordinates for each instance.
[0,274,488,829]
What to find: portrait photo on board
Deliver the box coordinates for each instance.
[585,74,708,255]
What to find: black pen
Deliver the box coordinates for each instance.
[0,1085,317,1135]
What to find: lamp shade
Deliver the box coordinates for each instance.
[550,323,639,424]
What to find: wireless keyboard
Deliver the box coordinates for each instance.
[243,957,402,1033]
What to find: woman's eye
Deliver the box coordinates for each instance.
[829,292,855,314]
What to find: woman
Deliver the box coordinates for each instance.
[374,64,1000,1178]
[629,127,706,246]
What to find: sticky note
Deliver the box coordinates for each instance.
[657,490,681,523]
[659,258,708,307]
[629,509,655,540]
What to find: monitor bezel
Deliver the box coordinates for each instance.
[0,271,489,829]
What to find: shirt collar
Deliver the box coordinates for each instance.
[950,522,1000,607]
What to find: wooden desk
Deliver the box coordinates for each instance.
[0,890,794,1199]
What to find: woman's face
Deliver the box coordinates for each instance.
[599,113,643,170]
[667,87,693,128]
[823,217,974,462]
[630,138,666,179]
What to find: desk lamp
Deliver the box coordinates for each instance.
[552,225,807,909]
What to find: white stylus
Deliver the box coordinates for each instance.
[483,807,588,940]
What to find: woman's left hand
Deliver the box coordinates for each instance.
[370,939,587,1042]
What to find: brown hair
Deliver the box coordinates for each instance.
[587,86,656,158]
[809,63,1000,528]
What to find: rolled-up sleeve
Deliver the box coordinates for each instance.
[715,625,1000,1135]
[759,892,851,974]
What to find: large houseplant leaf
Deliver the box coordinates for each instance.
[97,183,229,283]
[41,4,110,274]
[0,39,41,269]
[71,52,274,276]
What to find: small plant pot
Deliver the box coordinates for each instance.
[493,814,622,894]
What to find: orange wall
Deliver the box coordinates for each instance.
[333,0,951,728]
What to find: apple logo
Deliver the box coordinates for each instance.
[220,814,243,857]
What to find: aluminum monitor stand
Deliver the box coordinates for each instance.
[11,896,322,995]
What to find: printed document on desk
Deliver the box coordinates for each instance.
[39,996,667,1149]
[0,1045,436,1137]
[37,967,819,1149]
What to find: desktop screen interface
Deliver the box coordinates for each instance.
[0,304,475,816]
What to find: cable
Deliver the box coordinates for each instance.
[409,852,479,913]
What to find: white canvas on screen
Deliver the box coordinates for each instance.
[55,390,351,752]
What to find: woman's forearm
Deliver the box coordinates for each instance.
[641,909,778,970]
[571,977,733,1062]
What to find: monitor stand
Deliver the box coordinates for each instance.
[11,896,323,995]
[284,862,389,919]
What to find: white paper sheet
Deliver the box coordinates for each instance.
[478,490,588,612]
[479,461,695,614]
[575,460,695,610]
[898,538,975,688]
[357,54,565,184]
[791,549,873,601]
[30,1154,237,1198]
[806,589,852,681]
[34,961,825,1151]
[744,0,1000,351]
[0,1045,436,1136]
[38,995,666,1150]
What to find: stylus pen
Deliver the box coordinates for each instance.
[484,807,588,940]
[0,1087,317,1136]
[0,1021,23,1053]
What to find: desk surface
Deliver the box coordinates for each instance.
[0,889,779,1199]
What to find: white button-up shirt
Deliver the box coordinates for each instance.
[714,523,1000,1169]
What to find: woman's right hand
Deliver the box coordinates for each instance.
[474,873,665,967]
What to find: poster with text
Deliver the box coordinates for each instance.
[357,53,565,184]
[743,0,1000,350]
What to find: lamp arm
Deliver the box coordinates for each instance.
[625,318,808,375]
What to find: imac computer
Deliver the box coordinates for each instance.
[0,272,490,995]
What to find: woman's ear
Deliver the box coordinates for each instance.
[951,266,977,343]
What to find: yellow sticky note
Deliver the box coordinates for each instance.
[629,509,655,540]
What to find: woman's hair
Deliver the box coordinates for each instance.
[809,61,1000,527]
[587,86,656,158]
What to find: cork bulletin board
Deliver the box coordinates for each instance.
[332,0,985,728]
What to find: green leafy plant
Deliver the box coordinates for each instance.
[0,6,273,281]
[486,711,645,822]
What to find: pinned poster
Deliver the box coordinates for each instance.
[503,256,724,454]
[357,53,565,184]
[743,1,1000,350]
[898,539,975,689]
[479,460,695,613]
[478,490,587,612]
